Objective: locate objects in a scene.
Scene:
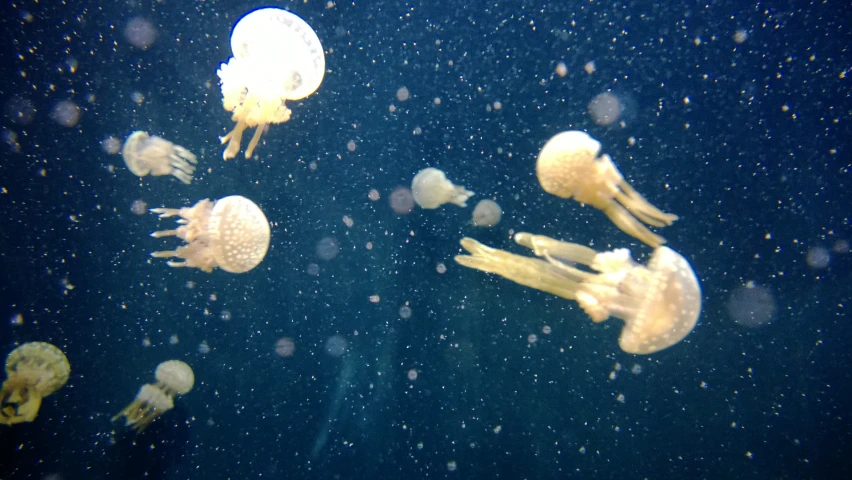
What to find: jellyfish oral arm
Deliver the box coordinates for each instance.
[221,121,249,160]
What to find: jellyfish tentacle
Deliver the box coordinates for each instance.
[244,122,267,159]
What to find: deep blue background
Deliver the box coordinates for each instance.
[0,0,850,478]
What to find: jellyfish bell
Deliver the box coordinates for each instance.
[149,195,271,273]
[218,7,325,160]
[454,233,701,354]
[471,199,502,227]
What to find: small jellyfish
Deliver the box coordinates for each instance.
[455,233,701,354]
[472,199,502,227]
[588,92,623,126]
[113,360,194,432]
[411,167,474,209]
[149,195,271,273]
[0,342,70,425]
[122,131,198,184]
[217,8,325,159]
[536,131,677,247]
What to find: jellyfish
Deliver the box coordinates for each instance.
[149,195,271,273]
[536,131,678,247]
[113,360,194,432]
[122,131,198,184]
[217,7,325,160]
[472,199,502,227]
[0,342,70,425]
[411,168,474,209]
[454,233,701,354]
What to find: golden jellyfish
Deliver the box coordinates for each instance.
[411,167,474,209]
[0,342,70,425]
[149,195,271,273]
[455,233,701,354]
[122,131,198,184]
[113,360,194,432]
[536,131,678,247]
[217,7,325,160]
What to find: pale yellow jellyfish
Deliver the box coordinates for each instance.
[536,131,678,247]
[149,195,271,273]
[455,233,701,354]
[411,167,474,209]
[217,7,325,160]
[472,199,502,227]
[113,360,194,432]
[0,342,70,425]
[122,131,198,184]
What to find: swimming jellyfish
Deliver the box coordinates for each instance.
[217,7,325,159]
[536,131,677,247]
[411,167,474,209]
[149,195,271,273]
[0,342,70,425]
[455,233,701,354]
[113,360,194,432]
[122,131,198,184]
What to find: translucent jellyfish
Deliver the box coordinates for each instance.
[472,199,502,227]
[149,195,271,273]
[588,92,622,126]
[411,167,474,209]
[455,233,701,354]
[122,131,198,184]
[0,342,70,425]
[113,360,194,432]
[537,131,678,247]
[217,7,325,159]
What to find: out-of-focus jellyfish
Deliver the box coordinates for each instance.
[50,100,81,127]
[0,342,70,425]
[217,7,325,159]
[113,360,194,432]
[411,168,474,209]
[588,92,623,126]
[149,195,271,273]
[472,199,502,227]
[727,283,776,328]
[537,131,677,247]
[316,237,339,261]
[122,131,198,184]
[125,17,158,50]
[455,233,701,354]
[389,186,415,215]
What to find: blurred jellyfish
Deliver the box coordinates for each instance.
[407,369,418,381]
[125,17,157,50]
[368,189,380,201]
[396,87,410,102]
[727,283,777,328]
[102,136,122,155]
[275,337,295,357]
[306,263,320,276]
[4,96,36,125]
[472,199,502,227]
[130,199,148,215]
[399,305,412,319]
[806,246,830,269]
[436,263,447,274]
[325,335,348,357]
[411,167,474,209]
[588,92,622,126]
[50,100,81,127]
[197,341,210,354]
[220,310,232,322]
[316,237,340,261]
[389,186,415,215]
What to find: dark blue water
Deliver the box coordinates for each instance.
[0,0,849,479]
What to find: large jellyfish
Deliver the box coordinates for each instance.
[455,233,701,354]
[0,342,70,425]
[217,7,325,160]
[149,195,271,273]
